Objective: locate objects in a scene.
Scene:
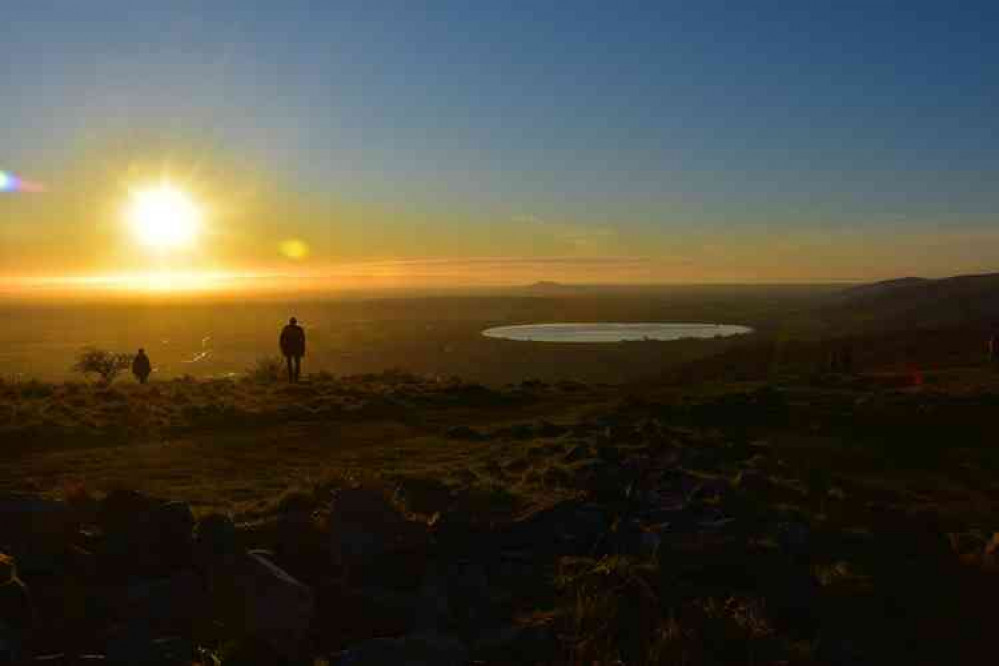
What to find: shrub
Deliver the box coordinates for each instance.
[247,356,284,383]
[72,348,131,385]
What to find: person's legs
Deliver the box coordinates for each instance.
[286,355,294,382]
[293,356,302,382]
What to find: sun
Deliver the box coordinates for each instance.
[126,183,202,250]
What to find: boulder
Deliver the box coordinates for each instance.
[328,488,429,585]
[471,623,559,664]
[0,554,33,665]
[97,493,195,577]
[0,497,76,577]
[105,625,193,666]
[444,425,486,441]
[535,420,568,438]
[393,478,453,516]
[337,632,468,666]
[118,570,208,634]
[563,443,593,463]
[194,513,239,560]
[500,501,608,556]
[212,551,314,660]
[416,559,504,637]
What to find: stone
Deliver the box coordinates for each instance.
[394,478,453,516]
[0,554,13,585]
[213,551,314,660]
[194,513,239,559]
[328,488,429,585]
[96,493,195,578]
[119,570,208,634]
[0,497,76,577]
[500,501,608,556]
[471,624,559,664]
[535,420,568,438]
[563,444,593,463]
[337,632,468,666]
[105,625,193,666]
[444,425,486,441]
[0,557,33,666]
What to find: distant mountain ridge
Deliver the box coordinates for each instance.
[842,276,930,299]
[828,272,999,332]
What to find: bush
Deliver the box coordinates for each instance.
[72,348,132,385]
[247,356,284,383]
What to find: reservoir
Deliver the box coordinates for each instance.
[482,322,753,343]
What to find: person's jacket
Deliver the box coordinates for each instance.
[280,324,306,357]
[132,353,151,377]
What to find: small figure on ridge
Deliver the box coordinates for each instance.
[132,348,152,384]
[280,317,306,383]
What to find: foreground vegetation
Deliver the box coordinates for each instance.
[2,367,998,664]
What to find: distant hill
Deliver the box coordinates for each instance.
[841,276,930,299]
[522,281,581,294]
[822,272,999,333]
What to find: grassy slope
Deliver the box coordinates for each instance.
[2,367,999,663]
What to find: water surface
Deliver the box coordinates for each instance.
[482,322,753,343]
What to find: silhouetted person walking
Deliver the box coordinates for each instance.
[280,317,306,382]
[132,348,151,384]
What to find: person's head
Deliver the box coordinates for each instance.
[138,348,145,354]
[290,317,297,325]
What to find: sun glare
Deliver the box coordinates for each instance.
[126,183,202,250]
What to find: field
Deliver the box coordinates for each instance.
[2,285,998,664]
[0,285,836,384]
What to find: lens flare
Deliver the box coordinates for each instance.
[0,171,44,193]
[280,239,310,260]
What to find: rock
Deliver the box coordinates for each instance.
[535,420,568,438]
[98,489,159,533]
[731,468,773,495]
[471,624,559,664]
[0,555,13,585]
[329,488,430,586]
[119,570,208,634]
[563,443,592,463]
[500,501,608,556]
[337,632,468,666]
[776,520,812,562]
[194,513,239,559]
[0,497,76,577]
[444,425,486,441]
[596,444,622,464]
[0,554,33,665]
[394,478,453,515]
[212,551,314,660]
[97,493,195,577]
[105,625,193,666]
[418,560,504,637]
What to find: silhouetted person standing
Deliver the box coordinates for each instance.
[132,348,151,384]
[280,317,306,383]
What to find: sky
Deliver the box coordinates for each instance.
[2,1,998,291]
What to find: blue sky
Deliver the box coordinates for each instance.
[2,2,998,283]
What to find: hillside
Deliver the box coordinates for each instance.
[814,272,999,335]
[2,368,998,664]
